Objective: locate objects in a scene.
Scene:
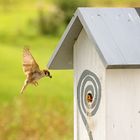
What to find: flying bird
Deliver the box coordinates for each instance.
[20,48,52,94]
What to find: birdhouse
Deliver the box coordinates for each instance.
[48,8,140,140]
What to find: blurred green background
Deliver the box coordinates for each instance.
[0,0,139,140]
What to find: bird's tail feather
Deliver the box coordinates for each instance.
[20,80,28,94]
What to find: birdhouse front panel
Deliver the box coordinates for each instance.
[106,69,140,140]
[74,28,106,140]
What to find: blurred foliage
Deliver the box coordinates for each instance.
[0,0,139,35]
[37,7,64,35]
[54,0,89,24]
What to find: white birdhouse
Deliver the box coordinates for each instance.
[48,8,140,140]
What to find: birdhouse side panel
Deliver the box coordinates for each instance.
[74,28,106,140]
[106,69,140,140]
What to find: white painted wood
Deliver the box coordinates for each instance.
[106,69,140,140]
[74,32,140,140]
[74,28,106,140]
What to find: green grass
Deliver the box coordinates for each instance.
[0,38,74,140]
[0,42,73,140]
[0,8,73,140]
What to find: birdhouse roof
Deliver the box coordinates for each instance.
[48,8,140,69]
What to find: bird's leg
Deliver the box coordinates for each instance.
[35,81,38,86]
[33,81,38,87]
[20,80,28,94]
[33,82,37,87]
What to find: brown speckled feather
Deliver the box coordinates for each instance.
[23,48,40,76]
[20,48,52,94]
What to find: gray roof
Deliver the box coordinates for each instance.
[48,8,140,69]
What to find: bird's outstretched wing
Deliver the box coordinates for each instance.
[23,48,40,76]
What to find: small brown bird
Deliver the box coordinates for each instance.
[87,93,93,103]
[20,48,52,94]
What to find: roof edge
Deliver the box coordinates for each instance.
[76,8,108,68]
[47,8,109,69]
[48,8,140,70]
[107,64,140,69]
[47,9,82,69]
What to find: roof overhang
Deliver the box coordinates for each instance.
[48,8,140,69]
[47,10,83,69]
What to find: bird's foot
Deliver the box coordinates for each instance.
[33,81,38,87]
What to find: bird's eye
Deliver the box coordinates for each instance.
[45,71,49,75]
[44,71,47,75]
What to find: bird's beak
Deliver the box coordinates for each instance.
[46,70,52,78]
[48,72,52,78]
